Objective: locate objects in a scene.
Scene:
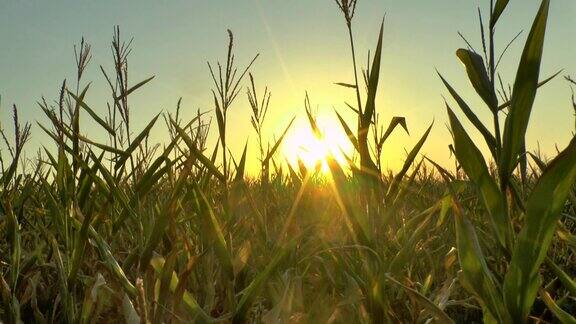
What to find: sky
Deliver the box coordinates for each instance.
[1,0,575,175]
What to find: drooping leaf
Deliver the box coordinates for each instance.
[150,255,212,322]
[456,49,498,111]
[68,90,116,135]
[378,116,409,148]
[546,258,576,297]
[539,290,576,324]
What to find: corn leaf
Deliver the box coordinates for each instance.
[539,290,576,324]
[456,49,498,110]
[192,184,233,281]
[447,106,512,250]
[385,274,454,324]
[438,72,498,158]
[171,119,226,183]
[115,76,155,102]
[386,122,432,199]
[491,0,510,27]
[504,134,576,321]
[378,116,409,148]
[453,204,510,322]
[114,113,160,171]
[233,242,295,324]
[546,258,576,297]
[500,0,550,189]
[335,109,359,151]
[68,90,116,135]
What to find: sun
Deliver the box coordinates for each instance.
[282,117,353,174]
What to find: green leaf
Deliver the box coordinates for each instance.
[335,109,359,151]
[447,106,512,250]
[72,84,91,167]
[215,105,226,144]
[500,0,550,189]
[386,122,432,199]
[139,154,194,270]
[358,20,384,173]
[491,0,510,27]
[546,258,576,297]
[171,119,226,183]
[539,290,576,324]
[192,184,233,280]
[334,82,357,89]
[115,76,155,102]
[263,117,295,164]
[438,72,498,158]
[155,251,178,323]
[114,113,160,171]
[387,208,431,275]
[456,49,498,110]
[68,90,116,135]
[504,134,576,321]
[392,159,423,206]
[233,242,295,324]
[497,70,563,111]
[384,274,454,324]
[234,141,248,183]
[150,255,212,322]
[378,116,409,148]
[85,225,137,297]
[363,20,384,128]
[453,203,510,322]
[326,155,371,246]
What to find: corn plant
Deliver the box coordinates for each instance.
[440,0,576,321]
[1,1,575,323]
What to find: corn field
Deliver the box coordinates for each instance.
[1,0,576,323]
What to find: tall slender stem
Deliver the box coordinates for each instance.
[489,0,502,155]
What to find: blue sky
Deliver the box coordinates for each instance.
[1,0,575,173]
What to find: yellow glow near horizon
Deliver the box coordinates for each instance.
[282,117,353,174]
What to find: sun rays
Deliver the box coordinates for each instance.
[282,116,353,174]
